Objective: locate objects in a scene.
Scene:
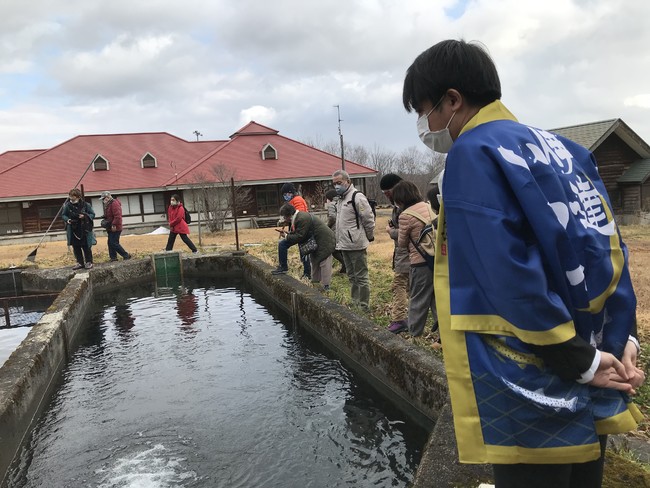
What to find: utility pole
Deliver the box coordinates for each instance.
[334,105,345,170]
[193,130,203,142]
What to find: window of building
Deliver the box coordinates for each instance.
[0,202,22,234]
[261,144,278,160]
[141,153,157,168]
[121,195,142,215]
[92,154,109,171]
[38,205,61,220]
[153,193,166,213]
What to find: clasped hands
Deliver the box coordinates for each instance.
[589,341,645,394]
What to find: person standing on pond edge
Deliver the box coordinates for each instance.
[62,188,96,270]
[403,39,645,488]
[393,180,437,338]
[101,191,131,262]
[332,169,375,311]
[165,194,198,253]
[380,173,410,333]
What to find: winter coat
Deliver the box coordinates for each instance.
[284,211,335,265]
[104,198,124,231]
[326,200,337,229]
[168,203,190,234]
[333,184,375,251]
[397,201,435,265]
[289,195,308,212]
[62,200,96,247]
[388,204,411,273]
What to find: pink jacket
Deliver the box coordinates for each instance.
[397,201,435,265]
[168,203,190,234]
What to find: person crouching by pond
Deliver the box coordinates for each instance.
[62,188,96,270]
[166,194,198,253]
[274,203,335,291]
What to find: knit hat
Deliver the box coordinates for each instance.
[280,183,297,194]
[379,173,402,190]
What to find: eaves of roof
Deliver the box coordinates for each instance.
[617,159,650,185]
[550,119,650,159]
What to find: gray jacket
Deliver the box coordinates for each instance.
[334,184,375,251]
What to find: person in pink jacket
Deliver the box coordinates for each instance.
[165,194,198,253]
[392,180,437,337]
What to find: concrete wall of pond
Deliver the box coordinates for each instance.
[0,254,491,487]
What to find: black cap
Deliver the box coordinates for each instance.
[380,173,402,190]
[281,183,297,194]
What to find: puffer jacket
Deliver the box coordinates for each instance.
[289,195,308,212]
[284,211,335,265]
[168,203,190,234]
[397,201,435,265]
[388,204,410,273]
[104,198,124,231]
[333,184,375,251]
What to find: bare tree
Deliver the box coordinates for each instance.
[188,163,253,232]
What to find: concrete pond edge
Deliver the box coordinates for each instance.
[0,252,491,487]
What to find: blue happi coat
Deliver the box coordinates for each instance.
[435,100,642,464]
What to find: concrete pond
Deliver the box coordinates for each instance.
[0,252,492,487]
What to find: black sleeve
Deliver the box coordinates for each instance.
[529,335,597,381]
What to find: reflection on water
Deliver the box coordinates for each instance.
[7,279,428,487]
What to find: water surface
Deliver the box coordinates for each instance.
[7,280,427,487]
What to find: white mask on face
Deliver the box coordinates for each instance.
[417,109,456,154]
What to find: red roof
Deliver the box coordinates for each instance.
[0,123,376,200]
[0,149,45,173]
[171,122,375,185]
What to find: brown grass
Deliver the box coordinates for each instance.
[2,214,649,337]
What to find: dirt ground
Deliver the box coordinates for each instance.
[2,218,649,339]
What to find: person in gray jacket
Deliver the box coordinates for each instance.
[332,169,375,310]
[380,174,411,333]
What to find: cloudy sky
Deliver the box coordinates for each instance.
[1,0,649,156]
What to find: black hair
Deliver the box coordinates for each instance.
[325,189,338,201]
[426,184,440,213]
[379,173,402,190]
[403,39,501,113]
[171,194,181,202]
[280,203,297,218]
[391,180,423,209]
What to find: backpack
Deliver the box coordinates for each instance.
[350,191,376,229]
[184,207,191,224]
[402,206,436,270]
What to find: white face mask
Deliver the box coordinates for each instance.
[417,108,456,153]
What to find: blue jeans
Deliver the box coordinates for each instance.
[278,239,311,277]
[107,231,129,260]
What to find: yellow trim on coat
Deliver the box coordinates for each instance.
[595,403,644,435]
[451,314,577,345]
[459,100,518,137]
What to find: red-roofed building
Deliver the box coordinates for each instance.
[0,122,376,236]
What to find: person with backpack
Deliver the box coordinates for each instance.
[331,169,375,311]
[165,194,198,253]
[392,180,437,336]
[62,188,96,270]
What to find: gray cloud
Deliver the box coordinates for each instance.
[0,0,648,155]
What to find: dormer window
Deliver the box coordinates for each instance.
[92,154,109,171]
[261,143,278,160]
[141,152,157,168]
